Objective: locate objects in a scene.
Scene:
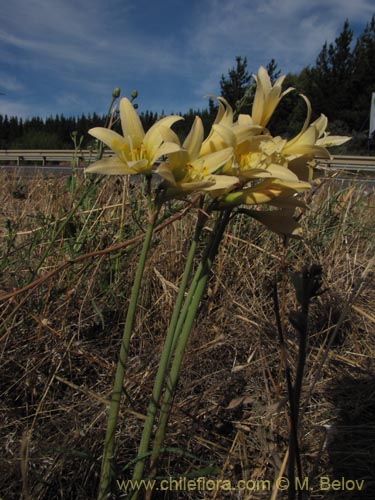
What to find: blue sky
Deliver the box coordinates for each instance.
[0,0,374,119]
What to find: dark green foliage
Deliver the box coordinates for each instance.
[10,130,62,149]
[288,16,375,150]
[0,113,106,149]
[266,58,281,83]
[302,20,354,124]
[269,16,375,152]
[220,56,252,111]
[139,110,159,131]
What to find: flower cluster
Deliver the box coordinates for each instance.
[86,66,350,234]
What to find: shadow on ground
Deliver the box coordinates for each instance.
[324,375,375,499]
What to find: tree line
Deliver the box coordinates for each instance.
[1,15,374,153]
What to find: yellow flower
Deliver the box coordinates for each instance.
[86,98,182,176]
[251,66,294,127]
[222,132,300,183]
[207,99,298,184]
[199,97,262,157]
[196,95,312,213]
[157,116,238,198]
[282,96,351,181]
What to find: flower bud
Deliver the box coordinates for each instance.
[131,90,138,99]
[217,191,244,208]
[112,87,121,98]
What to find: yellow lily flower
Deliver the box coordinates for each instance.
[222,131,300,183]
[251,66,294,127]
[316,130,351,148]
[209,112,299,186]
[86,98,183,176]
[199,97,234,156]
[200,97,263,156]
[283,98,352,158]
[157,116,238,198]
[282,96,351,181]
[199,97,300,187]
[197,95,312,212]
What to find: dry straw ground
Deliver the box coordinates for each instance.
[0,168,374,499]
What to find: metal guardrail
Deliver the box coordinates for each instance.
[0,149,111,166]
[316,155,375,172]
[0,150,375,171]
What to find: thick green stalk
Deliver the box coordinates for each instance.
[98,214,156,500]
[149,210,231,472]
[131,204,208,483]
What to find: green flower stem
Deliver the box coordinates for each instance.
[149,210,231,474]
[131,201,208,484]
[97,93,119,160]
[98,208,156,500]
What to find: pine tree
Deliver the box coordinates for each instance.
[351,15,375,132]
[266,58,281,83]
[306,19,354,122]
[220,56,252,110]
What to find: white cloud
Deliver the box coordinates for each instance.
[0,30,99,67]
[0,0,112,42]
[0,73,25,93]
[187,0,373,74]
[0,98,41,118]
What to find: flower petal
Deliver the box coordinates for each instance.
[218,178,310,207]
[128,159,151,174]
[183,116,204,160]
[204,174,239,196]
[233,123,263,144]
[251,67,294,127]
[156,162,178,186]
[119,98,145,148]
[241,164,299,182]
[316,134,351,147]
[283,95,312,152]
[157,125,181,147]
[166,150,191,171]
[143,115,183,152]
[270,196,307,209]
[85,156,136,175]
[288,156,316,182]
[247,209,302,236]
[89,127,128,153]
[196,147,234,174]
[211,124,236,147]
[237,114,254,126]
[178,180,215,192]
[151,141,182,164]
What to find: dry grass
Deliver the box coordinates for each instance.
[1,169,374,499]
